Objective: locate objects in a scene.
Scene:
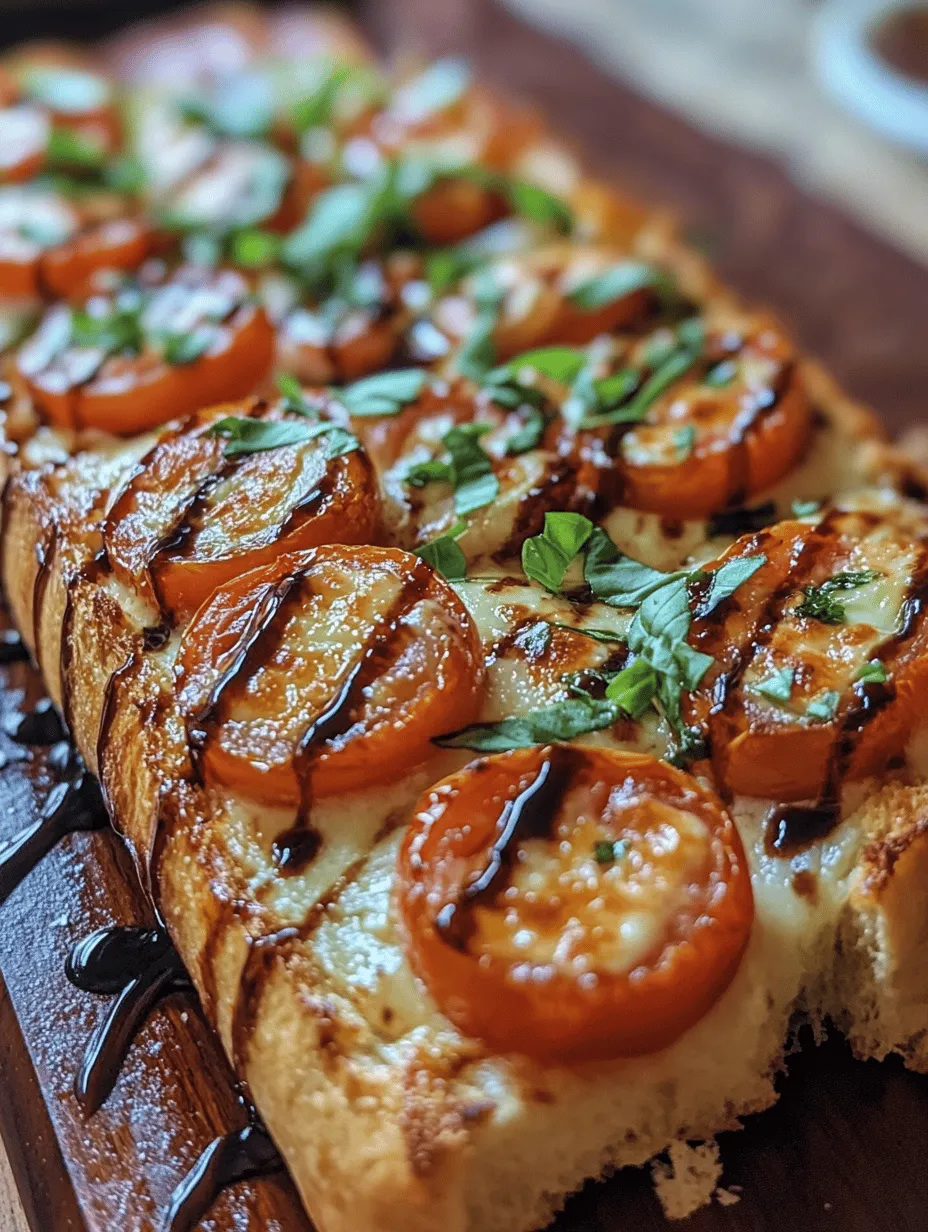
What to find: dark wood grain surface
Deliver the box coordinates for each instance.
[0,2,926,1230]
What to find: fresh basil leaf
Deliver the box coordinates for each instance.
[70,306,142,355]
[796,569,880,625]
[751,666,794,702]
[568,262,657,311]
[230,228,280,267]
[806,690,840,721]
[455,269,504,381]
[435,693,621,751]
[394,59,471,120]
[406,458,454,487]
[594,368,640,410]
[275,372,313,414]
[505,404,546,454]
[605,658,658,718]
[504,179,572,231]
[444,423,498,515]
[291,64,353,132]
[321,425,361,458]
[492,345,587,385]
[673,424,696,460]
[337,368,427,417]
[426,246,484,295]
[583,526,682,607]
[791,498,822,519]
[594,839,629,864]
[856,659,888,685]
[160,329,213,366]
[414,534,467,580]
[282,172,392,280]
[46,126,106,169]
[673,642,715,690]
[704,359,738,388]
[207,418,314,455]
[698,554,766,616]
[522,511,594,593]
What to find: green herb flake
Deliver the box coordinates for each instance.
[806,690,840,721]
[791,498,822,518]
[697,554,766,617]
[796,569,880,625]
[593,839,629,865]
[414,534,467,581]
[605,658,659,718]
[704,359,738,388]
[521,511,594,593]
[435,692,621,751]
[160,330,213,366]
[207,417,314,456]
[504,404,546,455]
[568,262,657,311]
[336,368,427,417]
[504,179,572,232]
[856,660,888,685]
[230,228,280,268]
[751,665,794,703]
[673,424,696,461]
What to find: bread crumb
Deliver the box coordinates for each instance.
[715,1185,741,1207]
[651,1140,722,1220]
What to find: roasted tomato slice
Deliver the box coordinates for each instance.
[609,314,811,519]
[16,266,275,435]
[18,62,121,155]
[398,745,753,1062]
[104,398,380,620]
[689,509,928,801]
[0,186,79,296]
[176,545,485,805]
[40,218,155,300]
[434,245,658,362]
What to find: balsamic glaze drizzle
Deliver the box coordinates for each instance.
[436,745,578,950]
[9,696,67,746]
[0,761,106,906]
[162,1122,283,1232]
[66,925,191,1115]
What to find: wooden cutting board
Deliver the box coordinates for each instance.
[0,3,926,1230]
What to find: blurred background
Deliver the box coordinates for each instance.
[0,0,923,426]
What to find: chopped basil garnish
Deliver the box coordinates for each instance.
[593,838,629,864]
[160,329,212,366]
[504,404,547,454]
[406,423,499,516]
[291,64,354,132]
[673,424,696,461]
[704,359,738,388]
[856,659,888,685]
[568,261,658,311]
[504,179,572,231]
[46,127,106,170]
[455,268,504,380]
[435,692,622,751]
[414,533,468,581]
[207,416,358,459]
[697,554,766,617]
[230,228,280,268]
[491,345,587,385]
[751,666,794,702]
[605,657,658,718]
[806,690,840,721]
[335,368,427,417]
[521,512,594,593]
[426,246,485,295]
[791,498,822,518]
[796,570,879,625]
[580,317,705,429]
[70,305,142,355]
[584,526,685,607]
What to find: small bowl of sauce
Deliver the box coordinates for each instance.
[816,1,928,155]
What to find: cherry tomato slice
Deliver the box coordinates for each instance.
[177,545,485,805]
[104,399,381,619]
[16,267,275,435]
[614,319,811,519]
[0,187,79,296]
[398,745,753,1062]
[39,218,155,300]
[690,510,928,801]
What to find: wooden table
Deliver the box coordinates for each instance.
[0,3,926,1230]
